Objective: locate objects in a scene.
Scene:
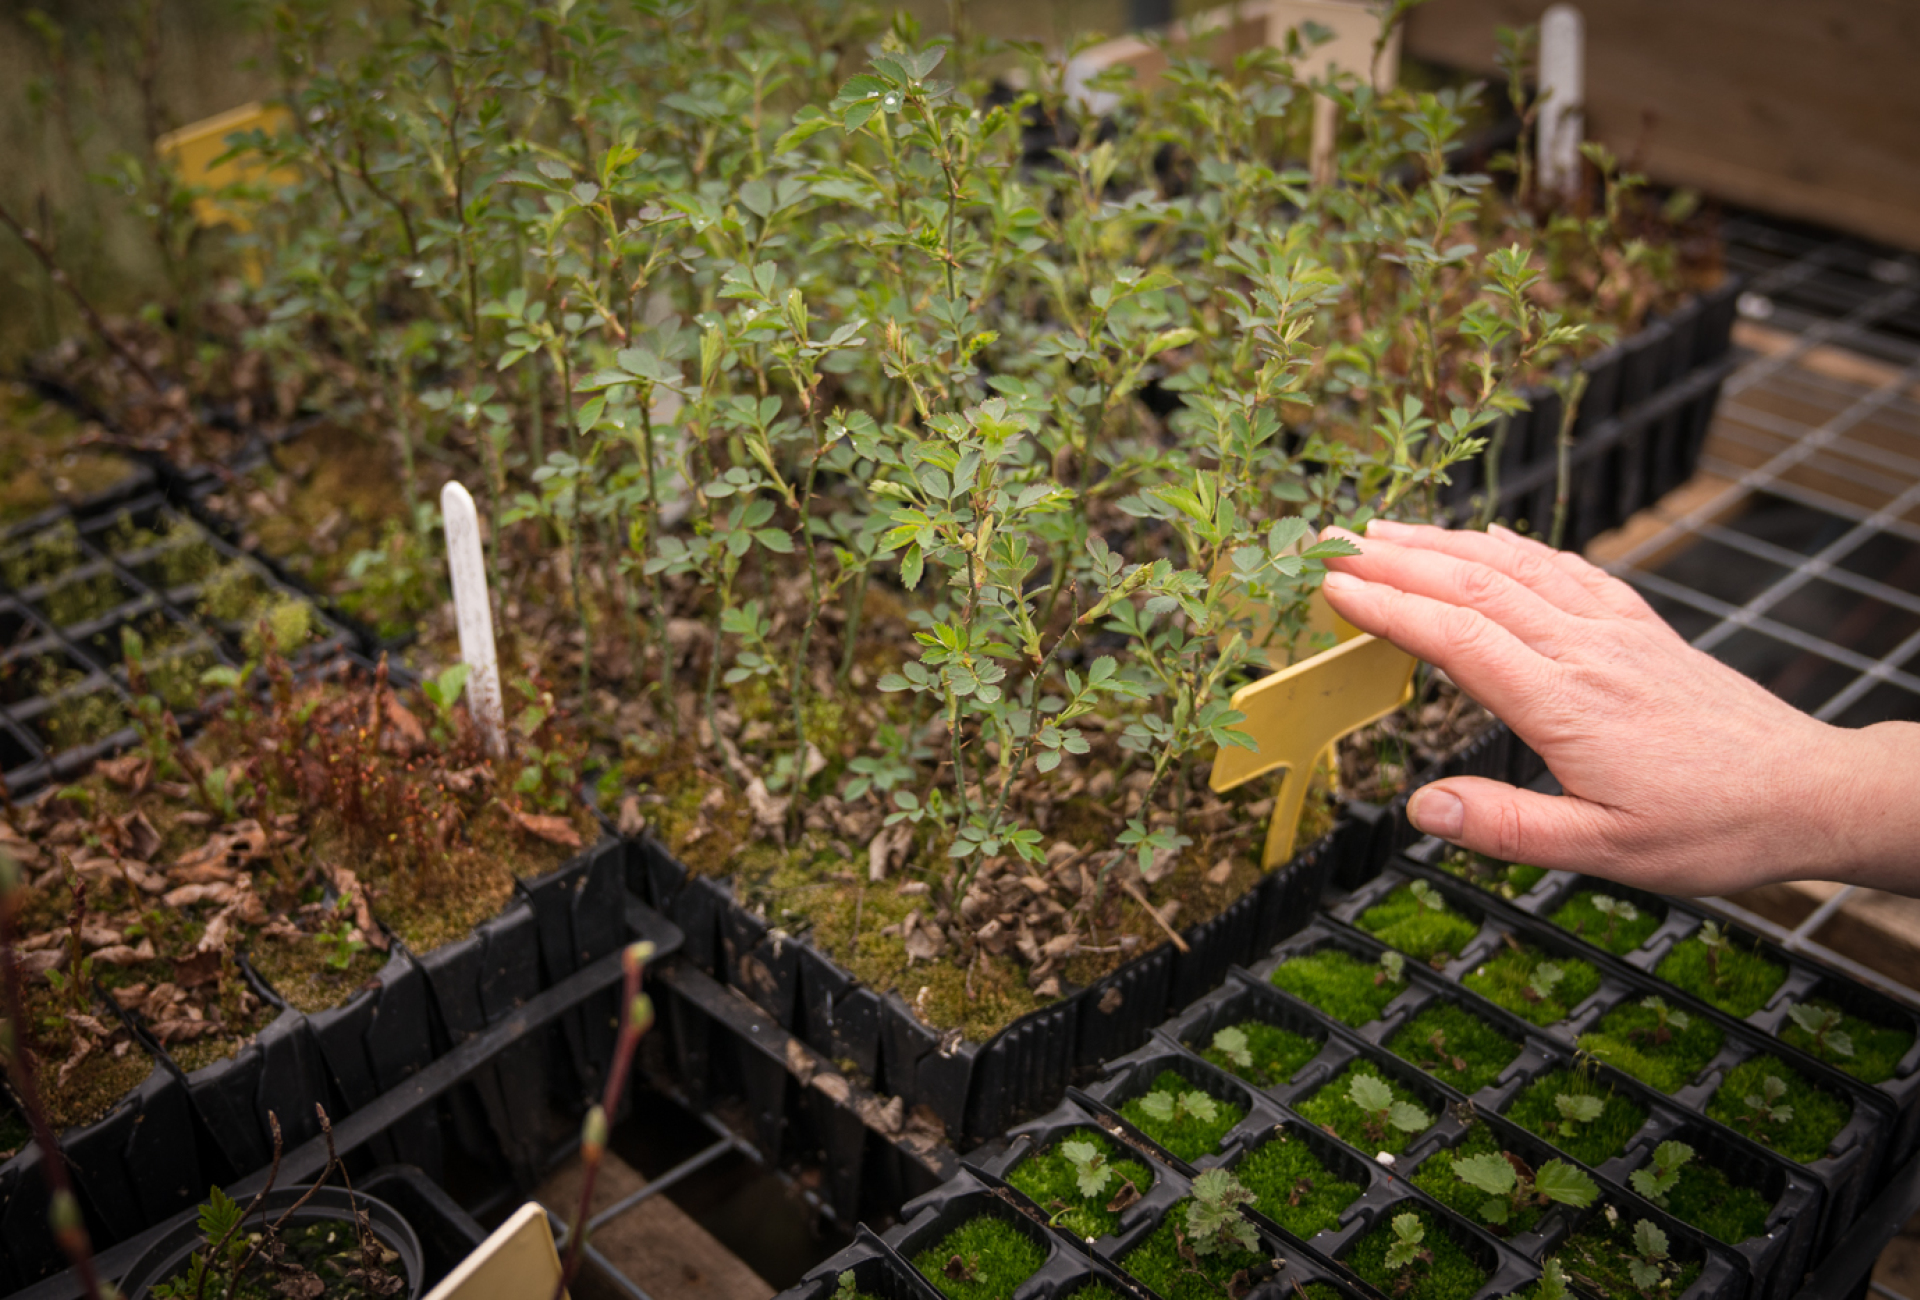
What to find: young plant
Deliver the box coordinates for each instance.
[1139,1088,1221,1127]
[1450,1151,1598,1228]
[1789,1002,1855,1059]
[1627,1219,1675,1294]
[1698,920,1731,986]
[316,900,367,972]
[1628,1141,1693,1208]
[1738,1075,1794,1142]
[1184,1168,1259,1257]
[1632,996,1690,1045]
[1382,1212,1431,1286]
[1061,1139,1115,1199]
[1408,880,1445,913]
[1211,1026,1253,1071]
[1590,895,1639,948]
[1349,1073,1431,1146]
[1525,962,1566,1006]
[1534,1258,1571,1300]
[1376,951,1406,987]
[1551,1091,1606,1139]
[420,662,472,738]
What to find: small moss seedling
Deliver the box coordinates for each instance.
[1627,1219,1675,1294]
[1201,1021,1320,1088]
[1591,895,1638,949]
[1350,1073,1432,1148]
[1738,1075,1794,1141]
[1186,1168,1260,1256]
[1213,1027,1254,1071]
[1121,1071,1245,1162]
[1707,1057,1851,1163]
[1451,1150,1598,1229]
[1378,951,1405,986]
[1788,1003,1853,1059]
[1063,1140,1118,1198]
[1142,1088,1220,1127]
[1637,996,1688,1044]
[1628,1140,1692,1208]
[1552,1091,1606,1137]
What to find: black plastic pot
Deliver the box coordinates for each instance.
[113,1184,424,1300]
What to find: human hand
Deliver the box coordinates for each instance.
[1318,518,1920,895]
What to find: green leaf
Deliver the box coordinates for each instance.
[1182,1090,1220,1124]
[1138,1091,1176,1123]
[900,543,924,591]
[1478,1196,1510,1226]
[1211,1026,1252,1069]
[1534,1160,1599,1209]
[1554,1093,1605,1125]
[1632,1219,1669,1262]
[1348,1073,1394,1114]
[1450,1153,1517,1197]
[1386,1100,1431,1134]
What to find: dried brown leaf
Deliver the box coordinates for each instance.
[507,809,585,849]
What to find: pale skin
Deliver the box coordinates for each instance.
[1318,518,1920,897]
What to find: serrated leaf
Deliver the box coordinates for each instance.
[1182,1090,1219,1124]
[1387,1100,1431,1133]
[1632,1219,1669,1260]
[1451,1153,1517,1197]
[1534,1160,1598,1208]
[1349,1073,1394,1114]
[1138,1091,1175,1123]
[1554,1093,1605,1124]
[1479,1196,1510,1226]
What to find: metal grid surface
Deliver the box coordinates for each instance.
[1596,211,1920,1297]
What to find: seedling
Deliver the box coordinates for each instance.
[1627,1219,1674,1293]
[1212,1026,1253,1071]
[1062,1140,1115,1199]
[1789,1003,1855,1059]
[1376,951,1406,987]
[317,900,366,972]
[1450,1150,1598,1227]
[1408,880,1445,913]
[1628,1140,1693,1208]
[1535,1258,1571,1300]
[1525,962,1566,1005]
[1698,920,1730,986]
[420,662,472,739]
[1185,1168,1260,1257]
[1417,1029,1467,1075]
[1382,1212,1431,1289]
[832,1271,862,1300]
[1551,1091,1606,1138]
[1632,996,1690,1046]
[1349,1073,1431,1145]
[1590,895,1639,948]
[1139,1088,1221,1127]
[1739,1075,1794,1142]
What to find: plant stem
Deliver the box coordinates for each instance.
[0,199,164,396]
[639,396,675,739]
[1548,371,1588,549]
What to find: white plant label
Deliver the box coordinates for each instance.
[1538,3,1585,201]
[441,480,506,757]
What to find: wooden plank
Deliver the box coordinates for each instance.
[1403,0,1920,252]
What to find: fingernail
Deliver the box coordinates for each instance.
[1365,518,1414,538]
[1409,787,1465,839]
[1323,571,1365,592]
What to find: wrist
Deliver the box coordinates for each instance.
[1806,721,1920,889]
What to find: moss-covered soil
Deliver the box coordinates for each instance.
[1235,1130,1362,1239]
[1547,890,1662,955]
[1661,1155,1774,1246]
[1437,851,1547,901]
[1575,1000,1723,1093]
[1355,883,1479,966]
[1655,934,1786,1019]
[1463,944,1601,1027]
[1297,1063,1435,1155]
[0,383,138,529]
[1385,1002,1521,1094]
[1121,1202,1270,1300]
[1706,1057,1851,1163]
[1780,999,1914,1084]
[1118,1070,1246,1162]
[1270,948,1404,1026]
[1199,1019,1322,1089]
[1504,1069,1648,1166]
[912,1216,1048,1300]
[1411,1123,1548,1236]
[1005,1130,1153,1240]
[1554,1209,1703,1299]
[1345,1207,1488,1300]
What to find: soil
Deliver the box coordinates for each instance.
[1004,1130,1153,1240]
[1345,1207,1488,1300]
[1704,1057,1850,1164]
[1654,933,1787,1019]
[1410,1124,1549,1237]
[1269,948,1407,1027]
[1554,1209,1703,1300]
[1296,1063,1435,1156]
[1235,1129,1362,1240]
[911,1217,1047,1300]
[1384,1003,1521,1095]
[1120,1203,1272,1300]
[1547,890,1662,956]
[1355,885,1480,967]
[1574,1001,1723,1094]
[1118,1069,1246,1163]
[1462,944,1601,1028]
[1504,1069,1648,1167]
[1779,998,1914,1085]
[1197,1019,1322,1090]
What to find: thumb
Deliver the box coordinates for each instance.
[1406,777,1616,870]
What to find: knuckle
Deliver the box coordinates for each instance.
[1489,799,1529,861]
[1454,563,1506,606]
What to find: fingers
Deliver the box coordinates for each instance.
[1407,776,1619,871]
[1322,569,1557,722]
[1324,527,1581,658]
[1364,518,1615,620]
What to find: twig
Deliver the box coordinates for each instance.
[214,1112,287,1300]
[0,198,164,396]
[1120,877,1190,953]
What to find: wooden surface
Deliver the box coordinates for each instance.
[538,1153,775,1300]
[1404,0,1920,253]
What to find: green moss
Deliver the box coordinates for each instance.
[1235,1130,1362,1239]
[1386,1002,1521,1095]
[1655,935,1785,1019]
[1297,1062,1435,1155]
[1661,1156,1774,1246]
[1504,1069,1648,1166]
[1555,1211,1702,1299]
[1005,1130,1153,1240]
[1356,883,1479,965]
[1345,1207,1488,1300]
[1463,945,1601,1027]
[1118,1070,1246,1162]
[1121,1202,1269,1300]
[1200,1019,1323,1089]
[1576,1001,1723,1094]
[1271,949,1403,1027]
[1438,851,1547,901]
[1300,1287,1345,1300]
[912,1217,1048,1300]
[1780,1000,1913,1085]
[40,568,125,627]
[1064,1286,1124,1300]
[1,520,84,589]
[1706,1057,1851,1164]
[1548,890,1661,955]
[1411,1124,1547,1236]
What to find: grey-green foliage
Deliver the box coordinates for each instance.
[210,0,1622,909]
[1451,1150,1598,1227]
[1186,1168,1260,1257]
[1788,1003,1854,1058]
[1628,1140,1692,1208]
